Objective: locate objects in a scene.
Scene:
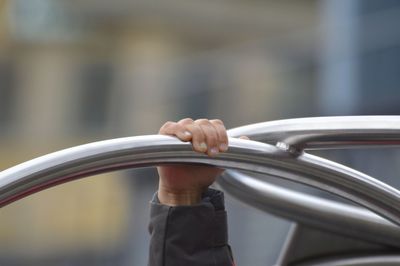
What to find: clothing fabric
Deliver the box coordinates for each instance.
[148,188,234,266]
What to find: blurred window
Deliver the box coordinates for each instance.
[0,61,16,132]
[76,62,113,132]
[361,0,400,14]
[360,46,400,114]
[358,0,400,114]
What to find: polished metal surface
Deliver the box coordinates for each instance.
[219,171,400,247]
[2,116,400,250]
[228,116,400,151]
[2,134,400,229]
[298,254,400,266]
[220,116,400,245]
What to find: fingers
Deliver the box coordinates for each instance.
[210,119,229,152]
[158,118,229,156]
[159,118,193,142]
[196,119,220,156]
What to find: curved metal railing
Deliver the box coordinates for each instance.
[219,171,400,247]
[297,254,400,266]
[228,116,400,151]
[1,116,400,248]
[220,116,400,246]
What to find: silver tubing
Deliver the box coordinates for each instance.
[219,171,400,247]
[297,254,400,266]
[1,135,400,229]
[220,116,400,244]
[227,116,400,151]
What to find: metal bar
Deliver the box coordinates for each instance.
[219,171,400,247]
[274,223,300,266]
[1,135,400,229]
[297,254,400,266]
[227,116,400,151]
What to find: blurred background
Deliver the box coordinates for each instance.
[0,0,400,265]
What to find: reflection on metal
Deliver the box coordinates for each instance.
[298,254,400,266]
[1,116,400,254]
[219,171,400,247]
[228,116,400,151]
[2,134,400,228]
[273,222,395,266]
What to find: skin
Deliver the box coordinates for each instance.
[157,118,247,206]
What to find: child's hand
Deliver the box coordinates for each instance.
[157,118,229,206]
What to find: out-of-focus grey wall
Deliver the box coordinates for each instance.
[0,0,400,265]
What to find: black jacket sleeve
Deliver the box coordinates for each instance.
[148,188,234,266]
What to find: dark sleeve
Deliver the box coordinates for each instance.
[148,188,235,266]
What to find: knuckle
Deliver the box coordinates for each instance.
[195,118,209,125]
[175,124,185,131]
[163,121,175,128]
[211,119,223,125]
[159,121,174,133]
[179,118,194,124]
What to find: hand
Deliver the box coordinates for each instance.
[157,118,229,206]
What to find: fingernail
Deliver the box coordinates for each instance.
[219,143,228,151]
[210,147,219,156]
[199,142,207,152]
[183,131,192,137]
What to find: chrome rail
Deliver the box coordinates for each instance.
[297,254,400,266]
[1,135,400,224]
[228,116,400,151]
[219,171,400,247]
[1,117,400,247]
[218,116,400,245]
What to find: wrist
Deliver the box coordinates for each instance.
[158,188,202,206]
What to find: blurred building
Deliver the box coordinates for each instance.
[0,0,400,265]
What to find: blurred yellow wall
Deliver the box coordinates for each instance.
[0,0,317,262]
